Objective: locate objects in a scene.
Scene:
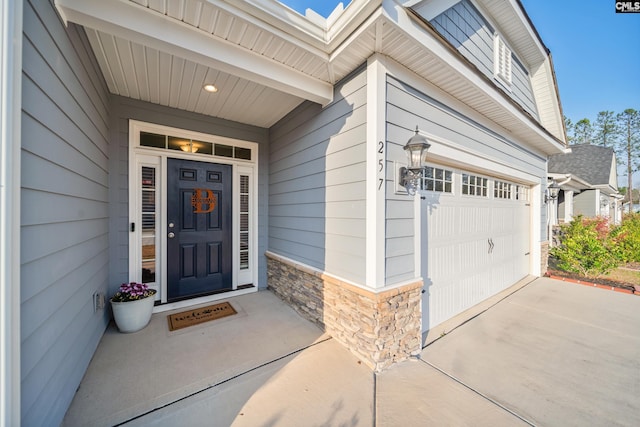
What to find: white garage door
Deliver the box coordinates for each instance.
[420,166,530,332]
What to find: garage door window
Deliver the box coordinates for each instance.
[422,166,453,193]
[494,180,512,199]
[462,174,488,197]
[515,185,529,201]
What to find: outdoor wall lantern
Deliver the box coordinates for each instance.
[545,181,560,204]
[400,127,431,195]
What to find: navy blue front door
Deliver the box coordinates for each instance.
[167,158,232,302]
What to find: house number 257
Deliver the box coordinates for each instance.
[377,141,384,191]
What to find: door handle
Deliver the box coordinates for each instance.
[168,232,175,238]
[488,238,495,254]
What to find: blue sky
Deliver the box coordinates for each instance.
[279,0,640,124]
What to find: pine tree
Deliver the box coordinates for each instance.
[573,118,593,144]
[593,111,618,147]
[616,109,640,206]
[564,115,574,143]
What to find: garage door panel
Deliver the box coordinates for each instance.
[421,171,531,333]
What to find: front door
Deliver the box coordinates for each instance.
[167,158,232,302]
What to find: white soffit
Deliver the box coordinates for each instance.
[54,0,565,152]
[55,0,335,127]
[85,28,305,128]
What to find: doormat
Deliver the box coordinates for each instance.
[167,302,237,331]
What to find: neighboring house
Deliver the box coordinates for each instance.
[548,144,622,225]
[0,0,567,424]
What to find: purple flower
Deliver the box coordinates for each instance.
[111,282,156,302]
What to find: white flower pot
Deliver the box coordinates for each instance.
[111,295,155,333]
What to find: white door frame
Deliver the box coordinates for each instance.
[128,121,259,313]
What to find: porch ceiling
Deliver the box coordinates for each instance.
[55,0,565,154]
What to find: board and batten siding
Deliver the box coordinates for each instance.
[428,0,539,119]
[109,96,270,292]
[21,1,111,425]
[385,76,547,282]
[269,68,367,284]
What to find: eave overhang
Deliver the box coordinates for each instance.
[53,0,570,150]
[55,0,334,107]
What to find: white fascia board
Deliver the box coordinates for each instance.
[386,1,566,155]
[226,0,327,41]
[504,0,548,57]
[326,0,382,50]
[55,0,334,105]
[1,0,22,424]
[365,54,387,289]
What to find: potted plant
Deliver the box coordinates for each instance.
[110,282,157,333]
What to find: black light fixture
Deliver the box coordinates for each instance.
[400,127,431,195]
[545,180,560,203]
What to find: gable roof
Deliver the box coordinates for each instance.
[548,144,616,186]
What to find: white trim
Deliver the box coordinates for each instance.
[128,120,259,306]
[151,287,257,314]
[54,0,333,105]
[387,3,565,154]
[365,55,387,289]
[493,33,512,88]
[531,183,542,276]
[381,55,543,281]
[0,0,22,423]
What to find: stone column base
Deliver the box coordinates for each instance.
[266,251,422,371]
[541,241,550,274]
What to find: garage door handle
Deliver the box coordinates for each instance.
[488,238,495,254]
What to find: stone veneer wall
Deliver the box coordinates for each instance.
[266,252,422,371]
[541,241,550,274]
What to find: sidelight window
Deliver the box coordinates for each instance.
[141,166,157,283]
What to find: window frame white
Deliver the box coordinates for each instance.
[461,172,489,197]
[128,120,258,309]
[493,33,513,88]
[421,165,455,194]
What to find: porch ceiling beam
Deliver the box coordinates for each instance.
[54,0,334,106]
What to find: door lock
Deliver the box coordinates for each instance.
[168,232,175,238]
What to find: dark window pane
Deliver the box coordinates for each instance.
[140,132,166,148]
[235,147,251,160]
[215,144,233,157]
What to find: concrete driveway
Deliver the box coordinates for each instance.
[64,278,640,426]
[378,277,640,426]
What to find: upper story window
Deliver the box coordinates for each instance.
[462,173,488,197]
[494,34,512,87]
[422,166,453,193]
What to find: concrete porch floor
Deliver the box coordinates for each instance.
[62,278,640,426]
[62,290,375,426]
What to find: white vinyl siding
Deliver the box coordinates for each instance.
[269,68,367,284]
[21,1,111,425]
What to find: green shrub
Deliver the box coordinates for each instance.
[611,212,640,263]
[550,216,620,278]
